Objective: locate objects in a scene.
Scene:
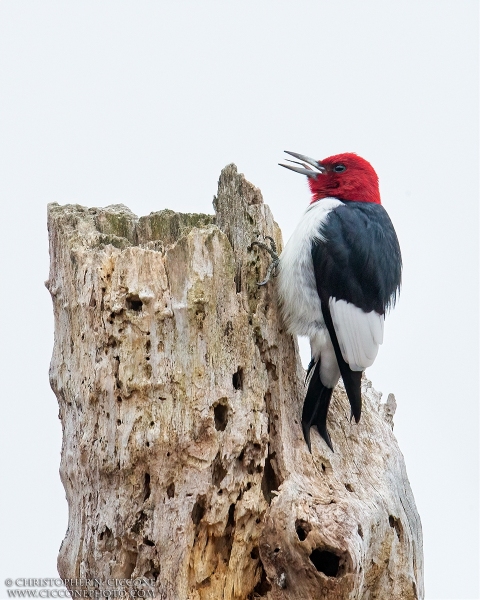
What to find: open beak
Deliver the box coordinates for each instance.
[279,151,326,178]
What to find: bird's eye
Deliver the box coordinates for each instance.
[333,164,346,173]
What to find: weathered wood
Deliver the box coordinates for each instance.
[47,164,423,599]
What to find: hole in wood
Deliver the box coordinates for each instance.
[309,549,340,577]
[99,526,112,541]
[261,453,280,504]
[198,576,211,590]
[143,538,155,547]
[126,295,143,311]
[345,483,354,492]
[143,473,151,501]
[389,515,402,541]
[227,503,235,529]
[234,265,242,293]
[264,360,278,381]
[213,402,228,431]
[131,511,147,534]
[253,566,272,596]
[295,519,312,541]
[98,526,114,551]
[166,483,175,499]
[232,368,243,390]
[144,558,159,581]
[212,453,227,487]
[191,495,206,525]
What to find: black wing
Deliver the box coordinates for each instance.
[313,201,402,315]
[312,201,402,421]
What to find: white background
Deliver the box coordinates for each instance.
[0,2,478,599]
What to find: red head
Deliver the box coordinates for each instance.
[280,151,381,205]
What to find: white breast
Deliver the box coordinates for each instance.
[276,198,342,337]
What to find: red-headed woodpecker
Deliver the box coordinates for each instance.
[276,151,402,452]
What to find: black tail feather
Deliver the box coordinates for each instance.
[302,360,334,452]
[342,369,362,423]
[314,389,334,452]
[319,299,363,423]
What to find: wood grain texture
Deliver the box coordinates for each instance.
[47,164,423,599]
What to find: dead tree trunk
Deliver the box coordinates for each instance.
[47,165,424,600]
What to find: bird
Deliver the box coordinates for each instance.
[270,151,402,452]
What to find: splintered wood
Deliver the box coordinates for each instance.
[47,165,423,599]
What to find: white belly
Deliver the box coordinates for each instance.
[276,198,342,338]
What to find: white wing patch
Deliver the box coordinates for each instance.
[329,298,384,371]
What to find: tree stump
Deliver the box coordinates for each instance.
[47,164,424,599]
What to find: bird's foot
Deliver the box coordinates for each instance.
[250,234,280,286]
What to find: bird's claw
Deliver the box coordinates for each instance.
[250,234,280,286]
[257,258,279,286]
[263,235,277,254]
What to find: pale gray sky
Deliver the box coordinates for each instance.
[0,2,478,599]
